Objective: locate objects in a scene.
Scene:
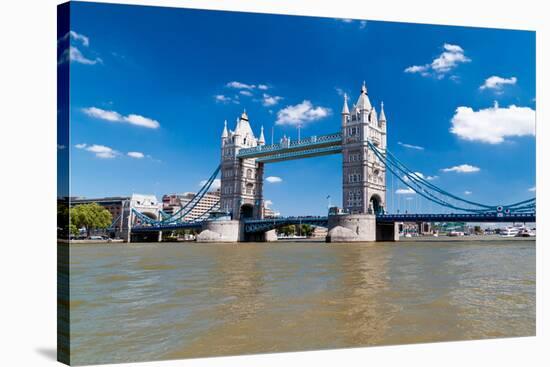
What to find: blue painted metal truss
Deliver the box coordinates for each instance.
[237,132,342,161]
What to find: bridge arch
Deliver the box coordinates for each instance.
[240,204,254,219]
[369,194,383,215]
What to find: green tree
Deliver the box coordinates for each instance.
[300,224,313,237]
[278,225,296,236]
[70,203,112,237]
[69,224,80,237]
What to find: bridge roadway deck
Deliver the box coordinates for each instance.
[236,132,342,162]
[131,212,535,233]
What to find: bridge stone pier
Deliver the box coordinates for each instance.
[197,81,398,243]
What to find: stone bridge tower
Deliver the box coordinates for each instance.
[341,82,387,215]
[220,111,265,220]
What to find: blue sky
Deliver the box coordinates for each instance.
[63,2,536,216]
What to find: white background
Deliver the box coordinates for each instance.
[0,0,547,366]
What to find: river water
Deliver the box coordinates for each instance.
[69,239,535,365]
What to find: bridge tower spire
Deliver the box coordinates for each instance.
[341,93,350,127]
[341,81,387,215]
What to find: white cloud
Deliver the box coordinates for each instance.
[335,87,346,96]
[226,81,255,90]
[441,164,480,173]
[57,31,102,66]
[84,144,118,159]
[266,176,283,183]
[464,190,472,195]
[264,199,273,208]
[58,30,90,47]
[396,188,416,195]
[450,102,535,144]
[480,76,517,91]
[199,178,221,190]
[59,46,103,65]
[123,114,160,129]
[214,94,231,103]
[404,65,429,74]
[338,18,367,29]
[82,107,160,129]
[127,151,145,159]
[262,93,283,107]
[405,43,470,78]
[528,186,536,192]
[74,143,87,149]
[239,90,253,97]
[276,100,331,126]
[398,141,424,150]
[258,84,269,90]
[68,31,89,47]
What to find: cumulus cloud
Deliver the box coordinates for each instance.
[82,144,118,159]
[264,199,273,208]
[239,90,253,97]
[127,151,145,159]
[464,190,472,195]
[265,176,283,183]
[450,102,535,144]
[480,76,517,92]
[76,143,152,160]
[405,43,470,78]
[396,188,416,195]
[258,84,269,90]
[58,46,103,65]
[441,164,480,173]
[262,93,283,107]
[58,30,89,47]
[398,141,425,150]
[199,178,221,190]
[57,31,102,65]
[82,107,160,129]
[226,81,256,90]
[276,100,331,126]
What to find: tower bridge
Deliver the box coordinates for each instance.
[126,81,536,243]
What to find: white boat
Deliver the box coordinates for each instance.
[500,226,520,237]
[448,231,464,237]
[515,228,536,237]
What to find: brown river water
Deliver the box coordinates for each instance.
[68,239,535,365]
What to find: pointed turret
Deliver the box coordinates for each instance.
[341,93,350,115]
[258,125,265,145]
[370,106,378,123]
[355,80,372,111]
[240,109,249,121]
[234,117,241,135]
[379,101,386,122]
[221,120,228,138]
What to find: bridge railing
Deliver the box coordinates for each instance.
[237,132,342,158]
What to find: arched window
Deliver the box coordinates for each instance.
[246,169,252,179]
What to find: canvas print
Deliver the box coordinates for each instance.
[57,1,536,365]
